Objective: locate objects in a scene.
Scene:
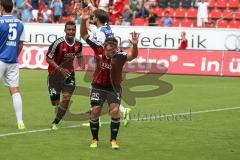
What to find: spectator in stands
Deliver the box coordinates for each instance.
[42,0,50,6]
[68,0,75,16]
[182,0,192,9]
[208,20,215,28]
[12,1,21,19]
[115,15,125,25]
[157,0,169,8]
[16,0,25,9]
[122,5,133,26]
[62,0,69,16]
[41,3,53,23]
[113,0,125,17]
[179,31,188,49]
[161,11,172,27]
[51,0,63,23]
[130,0,140,12]
[20,0,34,22]
[169,0,179,9]
[195,0,210,27]
[108,5,117,25]
[98,0,109,11]
[31,0,39,22]
[135,2,149,18]
[148,5,158,26]
[144,0,157,10]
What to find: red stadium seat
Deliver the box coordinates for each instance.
[216,0,227,9]
[229,0,239,9]
[181,19,192,27]
[172,18,180,27]
[217,20,228,28]
[229,20,240,28]
[175,7,186,18]
[163,7,174,17]
[210,9,222,19]
[133,18,145,26]
[154,7,163,17]
[207,0,216,8]
[223,9,234,20]
[192,20,198,27]
[186,8,197,19]
[157,19,163,26]
[236,10,240,20]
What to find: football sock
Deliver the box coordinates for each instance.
[110,117,120,141]
[12,93,23,124]
[53,105,66,124]
[90,119,99,141]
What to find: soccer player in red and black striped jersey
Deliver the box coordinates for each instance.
[80,7,139,149]
[46,21,83,130]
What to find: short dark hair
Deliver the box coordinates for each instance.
[104,37,118,46]
[93,9,109,24]
[0,0,13,13]
[65,21,76,29]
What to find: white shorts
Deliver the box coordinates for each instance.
[0,61,19,87]
[197,17,208,27]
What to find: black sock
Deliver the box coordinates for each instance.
[90,119,99,141]
[52,105,67,124]
[110,117,120,141]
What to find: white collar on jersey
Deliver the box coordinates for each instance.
[64,36,76,47]
[2,15,13,17]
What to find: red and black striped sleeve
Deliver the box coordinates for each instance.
[46,38,63,59]
[86,37,103,56]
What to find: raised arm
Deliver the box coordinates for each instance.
[83,0,97,12]
[127,32,139,61]
[80,7,91,41]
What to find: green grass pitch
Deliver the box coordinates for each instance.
[0,69,240,160]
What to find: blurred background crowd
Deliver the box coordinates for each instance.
[11,0,240,28]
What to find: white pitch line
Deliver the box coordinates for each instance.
[0,106,240,138]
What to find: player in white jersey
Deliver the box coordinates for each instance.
[0,0,26,129]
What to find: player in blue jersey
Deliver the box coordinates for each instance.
[0,0,26,130]
[82,1,132,126]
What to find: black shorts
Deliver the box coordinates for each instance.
[47,72,76,101]
[90,84,122,107]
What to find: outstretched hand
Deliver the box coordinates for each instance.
[129,31,140,46]
[81,7,90,20]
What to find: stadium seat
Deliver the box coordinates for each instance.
[154,7,163,17]
[223,9,234,20]
[186,8,197,19]
[229,0,239,9]
[175,7,186,18]
[236,10,240,20]
[172,18,180,27]
[210,9,222,19]
[182,0,192,9]
[216,0,227,9]
[217,20,228,28]
[208,0,216,8]
[229,20,240,28]
[181,18,192,27]
[163,7,174,17]
[132,18,145,26]
[192,20,198,27]
[157,19,163,26]
[169,0,180,9]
